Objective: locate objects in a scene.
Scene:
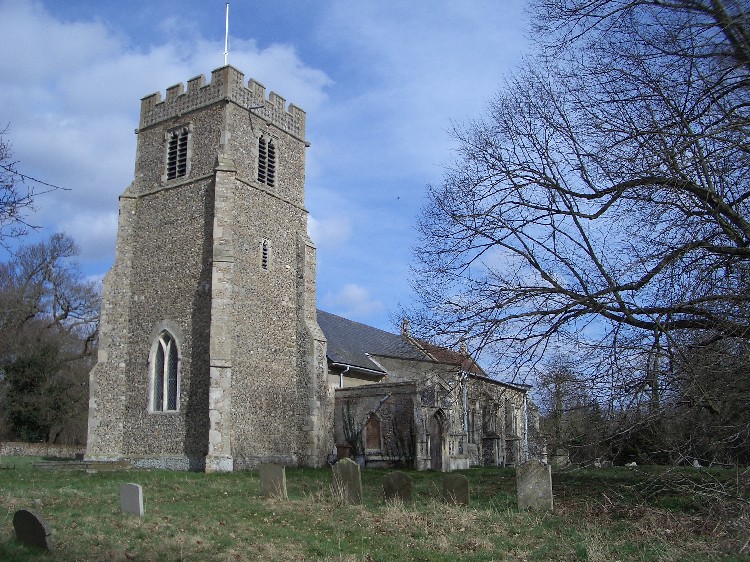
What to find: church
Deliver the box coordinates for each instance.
[85,66,537,472]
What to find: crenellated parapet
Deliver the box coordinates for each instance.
[139,65,306,139]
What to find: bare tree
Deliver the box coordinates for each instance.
[409,1,750,485]
[411,0,750,372]
[664,338,750,466]
[0,233,99,443]
[0,127,41,244]
[536,355,606,462]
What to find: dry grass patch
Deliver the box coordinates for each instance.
[0,461,747,561]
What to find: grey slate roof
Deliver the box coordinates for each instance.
[316,310,427,373]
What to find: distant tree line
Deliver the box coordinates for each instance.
[536,345,750,468]
[0,131,98,444]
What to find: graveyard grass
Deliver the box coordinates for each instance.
[0,457,748,561]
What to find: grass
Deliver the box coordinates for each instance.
[0,457,748,561]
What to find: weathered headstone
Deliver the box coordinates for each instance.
[383,471,413,504]
[259,463,288,499]
[13,509,52,551]
[332,457,362,505]
[442,473,470,505]
[516,459,553,511]
[120,483,144,516]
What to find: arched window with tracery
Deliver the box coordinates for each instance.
[151,331,179,412]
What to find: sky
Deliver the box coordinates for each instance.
[0,0,530,333]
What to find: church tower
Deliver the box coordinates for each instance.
[85,66,333,471]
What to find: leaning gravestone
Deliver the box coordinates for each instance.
[383,471,414,504]
[13,509,52,551]
[120,483,144,516]
[332,457,362,505]
[443,473,470,505]
[516,459,553,511]
[259,463,288,499]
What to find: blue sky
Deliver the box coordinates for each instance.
[0,0,530,332]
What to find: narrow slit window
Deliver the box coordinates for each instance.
[166,127,190,180]
[261,239,269,270]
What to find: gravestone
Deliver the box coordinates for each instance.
[259,463,288,499]
[13,509,52,551]
[516,459,553,511]
[332,457,362,505]
[120,483,144,516]
[442,473,470,505]
[383,471,413,504]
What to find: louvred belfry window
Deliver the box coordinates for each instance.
[266,139,276,186]
[257,136,276,188]
[166,126,190,180]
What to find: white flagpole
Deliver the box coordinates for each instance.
[224,2,230,66]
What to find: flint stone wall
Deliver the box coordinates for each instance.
[0,443,84,458]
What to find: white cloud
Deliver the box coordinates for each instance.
[58,211,118,263]
[308,215,351,248]
[0,1,123,83]
[0,1,332,275]
[312,1,526,181]
[321,283,384,319]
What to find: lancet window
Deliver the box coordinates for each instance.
[151,331,179,412]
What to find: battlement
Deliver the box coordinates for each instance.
[139,66,306,139]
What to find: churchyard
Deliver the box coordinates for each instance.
[0,456,747,561]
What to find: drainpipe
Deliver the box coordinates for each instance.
[523,392,529,462]
[339,365,350,389]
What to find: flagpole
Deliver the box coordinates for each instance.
[224,2,229,66]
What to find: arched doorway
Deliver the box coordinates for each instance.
[429,411,445,471]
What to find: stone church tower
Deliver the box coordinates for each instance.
[85,66,333,471]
